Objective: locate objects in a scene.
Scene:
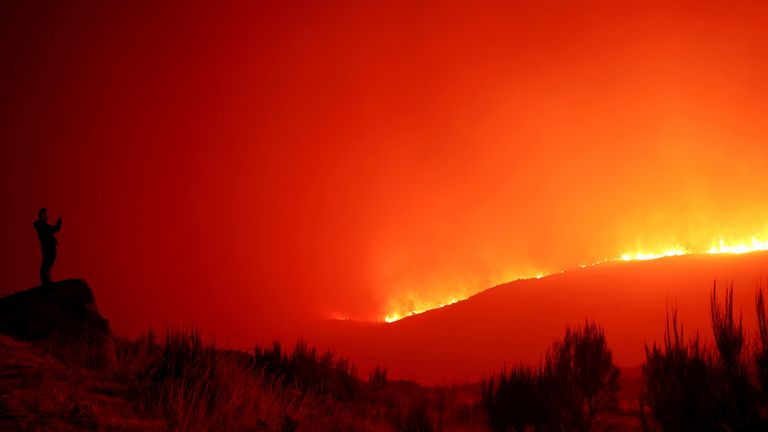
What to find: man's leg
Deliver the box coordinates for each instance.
[48,247,57,283]
[39,256,47,285]
[40,247,56,284]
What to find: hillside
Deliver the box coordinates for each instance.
[0,281,491,431]
[305,251,768,384]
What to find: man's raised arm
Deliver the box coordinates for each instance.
[52,216,62,232]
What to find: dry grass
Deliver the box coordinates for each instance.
[0,334,164,431]
[0,324,652,431]
[131,330,494,431]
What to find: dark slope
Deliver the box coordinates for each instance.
[306,252,768,384]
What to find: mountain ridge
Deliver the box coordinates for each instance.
[306,251,768,384]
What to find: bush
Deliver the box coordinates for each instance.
[642,284,766,431]
[482,364,551,431]
[710,284,759,429]
[641,307,718,431]
[547,321,620,432]
[482,320,620,432]
[756,285,768,398]
[394,398,437,432]
[253,340,359,400]
[125,330,367,431]
[137,328,276,430]
[369,364,388,390]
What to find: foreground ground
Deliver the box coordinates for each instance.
[0,333,646,431]
[0,335,165,431]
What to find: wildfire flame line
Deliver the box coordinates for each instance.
[382,236,768,323]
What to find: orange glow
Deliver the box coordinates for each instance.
[381,233,768,322]
[707,238,768,255]
[384,297,460,323]
[619,249,688,262]
[4,2,768,353]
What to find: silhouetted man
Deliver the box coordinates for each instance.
[33,208,62,285]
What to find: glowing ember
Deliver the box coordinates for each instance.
[381,235,768,322]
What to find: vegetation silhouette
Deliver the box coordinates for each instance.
[482,320,620,431]
[757,285,768,400]
[15,276,768,430]
[369,364,388,390]
[641,283,768,431]
[252,339,359,401]
[109,328,478,430]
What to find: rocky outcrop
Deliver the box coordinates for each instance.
[0,279,110,341]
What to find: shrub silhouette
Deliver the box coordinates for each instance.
[642,284,766,431]
[641,307,718,431]
[253,339,359,400]
[547,321,620,432]
[138,328,272,430]
[482,320,619,431]
[756,285,768,399]
[709,284,760,429]
[394,398,437,432]
[482,364,551,431]
[149,328,212,382]
[369,364,388,390]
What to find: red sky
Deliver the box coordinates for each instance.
[2,2,768,344]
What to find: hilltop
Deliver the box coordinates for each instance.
[0,280,490,431]
[305,251,768,384]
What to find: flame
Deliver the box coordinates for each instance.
[707,237,768,255]
[619,248,688,261]
[384,298,460,323]
[380,235,768,323]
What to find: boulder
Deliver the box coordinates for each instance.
[0,279,110,341]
